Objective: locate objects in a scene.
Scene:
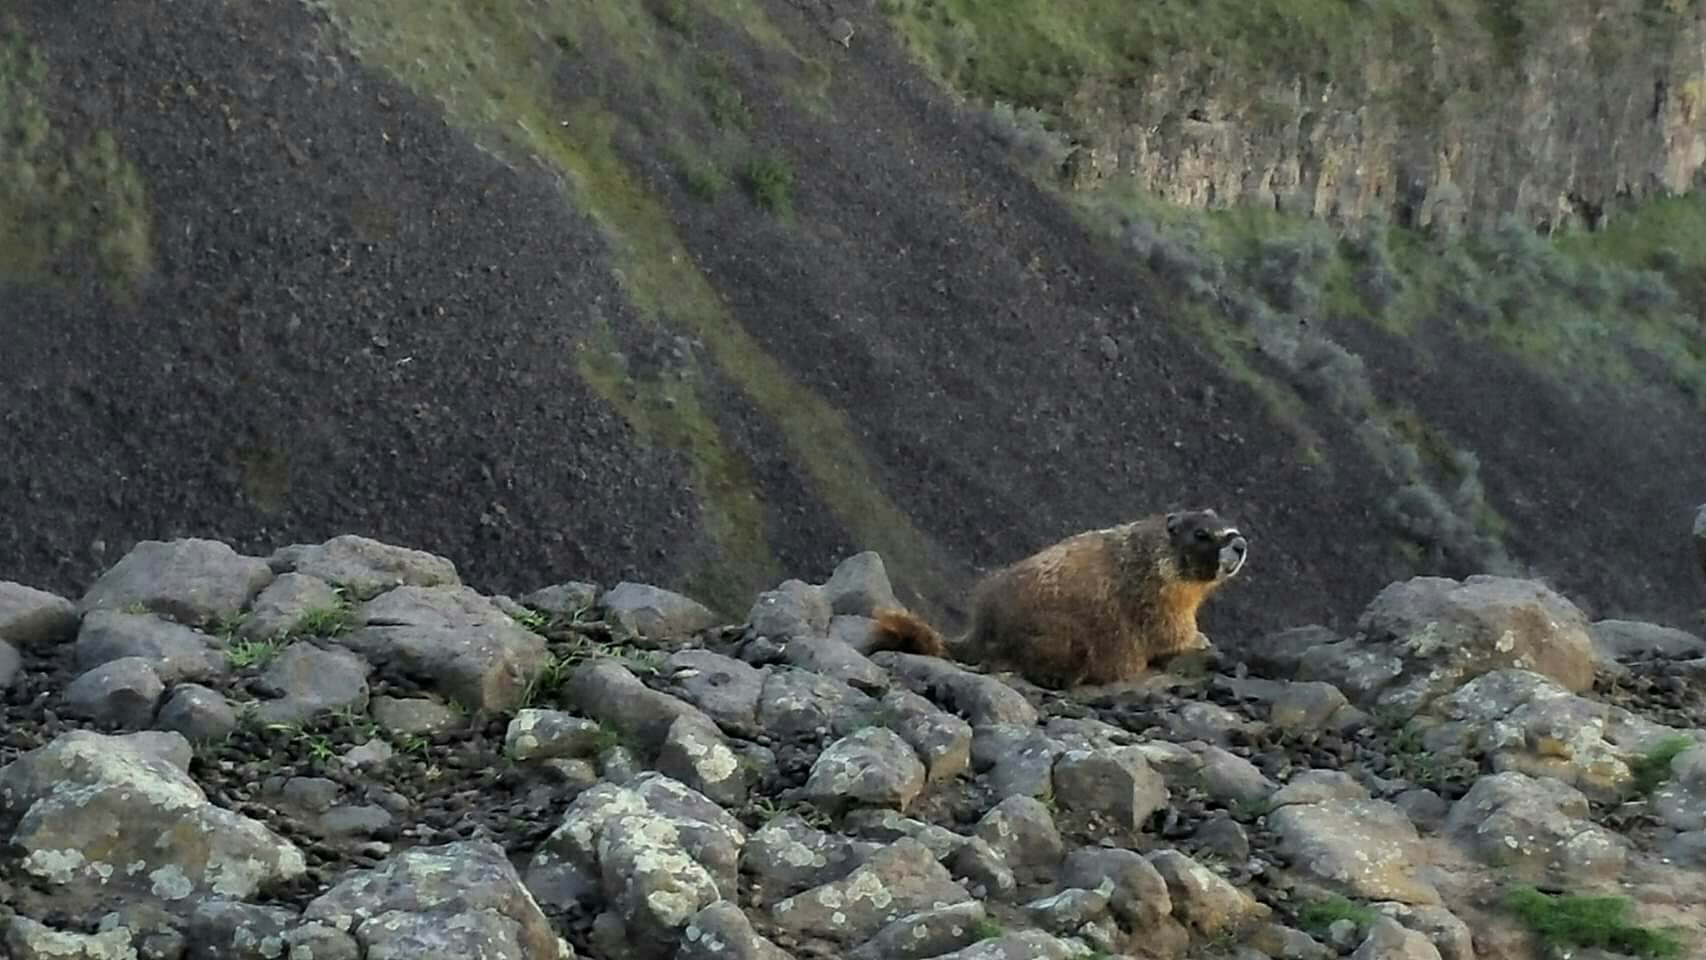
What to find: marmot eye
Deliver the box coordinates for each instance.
[1194,529,1211,542]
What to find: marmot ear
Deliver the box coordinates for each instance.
[1165,512,1181,535]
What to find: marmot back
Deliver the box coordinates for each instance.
[869,509,1248,688]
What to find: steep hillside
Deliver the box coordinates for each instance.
[2,0,1703,643]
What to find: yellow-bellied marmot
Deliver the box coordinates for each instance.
[869,509,1248,688]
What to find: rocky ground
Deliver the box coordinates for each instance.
[3,533,1706,960]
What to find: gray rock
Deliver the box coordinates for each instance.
[341,738,395,769]
[1302,575,1596,714]
[572,660,719,754]
[1053,747,1169,830]
[875,651,1039,727]
[1059,846,1174,931]
[820,551,901,618]
[974,795,1063,876]
[1269,681,1356,731]
[948,836,1017,900]
[843,809,968,861]
[741,814,867,906]
[505,709,611,762]
[4,917,139,960]
[1149,849,1271,935]
[602,581,719,640]
[278,776,343,813]
[830,613,879,651]
[0,581,79,646]
[268,534,459,599]
[850,901,989,960]
[1165,700,1261,743]
[757,667,878,738]
[929,930,1085,960]
[341,584,548,712]
[369,695,457,734]
[75,610,224,682]
[804,726,927,812]
[521,580,601,619]
[63,656,165,728]
[1269,798,1440,904]
[656,713,749,806]
[303,840,560,959]
[1697,503,1706,579]
[783,633,890,690]
[1372,903,1474,960]
[1221,624,1341,679]
[318,804,394,836]
[1653,742,1706,831]
[1351,917,1443,960]
[1592,619,1706,664]
[1025,882,1113,933]
[237,572,342,642]
[972,724,1061,800]
[79,538,274,628]
[663,649,768,729]
[1043,716,1142,752]
[748,578,832,641]
[1194,814,1251,862]
[0,730,305,904]
[881,687,973,783]
[1245,923,1333,960]
[677,900,793,960]
[0,639,19,689]
[155,683,237,743]
[599,814,725,958]
[282,924,361,960]
[1446,771,1629,882]
[250,641,370,726]
[188,899,297,960]
[1272,769,1369,807]
[1393,789,1450,833]
[1192,743,1277,803]
[771,837,972,943]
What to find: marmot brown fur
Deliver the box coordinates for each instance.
[868,509,1248,688]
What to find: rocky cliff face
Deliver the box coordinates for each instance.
[1059,1,1706,233]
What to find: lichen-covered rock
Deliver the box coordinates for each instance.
[249,640,371,726]
[1372,903,1474,960]
[572,660,721,754]
[820,551,900,618]
[267,534,459,599]
[602,581,719,640]
[1269,798,1440,904]
[973,795,1063,877]
[1300,575,1597,714]
[928,929,1086,959]
[873,651,1039,727]
[3,916,139,960]
[1652,742,1706,831]
[973,724,1062,801]
[238,572,342,642]
[78,538,274,628]
[340,584,547,712]
[770,837,973,943]
[880,687,973,783]
[1268,680,1358,732]
[187,900,298,960]
[1445,771,1629,882]
[740,813,868,907]
[521,580,600,619]
[1425,668,1691,801]
[663,649,768,730]
[154,682,238,744]
[597,813,724,958]
[756,667,877,738]
[0,730,305,906]
[803,726,927,812]
[1350,917,1443,960]
[1190,743,1277,803]
[1271,769,1369,807]
[0,581,79,646]
[1053,746,1169,830]
[849,901,989,960]
[1059,847,1174,932]
[369,695,457,734]
[304,840,562,959]
[676,900,793,960]
[1149,849,1271,935]
[747,578,831,641]
[75,609,224,683]
[783,633,890,690]
[504,709,610,762]
[62,656,165,728]
[656,713,749,806]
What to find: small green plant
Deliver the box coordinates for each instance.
[212,613,250,639]
[1504,886,1685,959]
[1628,735,1696,795]
[520,653,577,707]
[226,637,283,669]
[699,62,751,130]
[970,918,1005,941]
[512,608,550,633]
[1295,894,1381,934]
[746,151,793,215]
[292,595,354,638]
[679,157,727,201]
[394,732,432,757]
[655,0,694,34]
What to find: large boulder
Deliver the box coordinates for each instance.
[78,538,273,628]
[338,585,548,711]
[1298,575,1596,713]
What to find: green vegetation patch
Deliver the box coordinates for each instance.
[0,21,152,294]
[1503,886,1685,959]
[1295,894,1381,934]
[1627,734,1697,796]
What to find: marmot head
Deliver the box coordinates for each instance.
[1165,509,1248,582]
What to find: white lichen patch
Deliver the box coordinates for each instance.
[149,863,194,900]
[23,847,89,884]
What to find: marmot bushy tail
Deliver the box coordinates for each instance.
[867,509,1249,689]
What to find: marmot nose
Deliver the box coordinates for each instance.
[1230,536,1247,554]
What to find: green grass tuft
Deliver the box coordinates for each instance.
[745,150,793,215]
[1504,886,1685,959]
[1628,735,1697,796]
[1295,894,1381,934]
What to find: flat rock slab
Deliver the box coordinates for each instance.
[78,538,274,628]
[341,584,548,712]
[1269,798,1441,905]
[268,534,460,600]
